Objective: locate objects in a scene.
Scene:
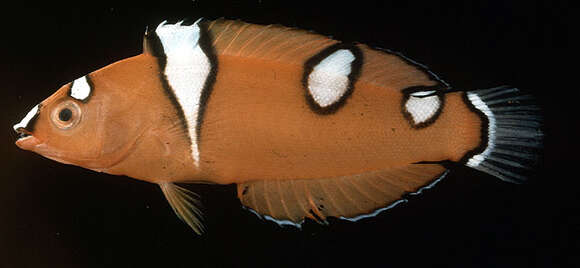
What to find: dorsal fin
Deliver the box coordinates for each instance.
[237,164,448,226]
[356,45,448,91]
[205,19,448,93]
[205,18,339,65]
[143,25,165,57]
[143,26,153,55]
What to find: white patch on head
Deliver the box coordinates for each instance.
[465,92,495,167]
[307,49,355,107]
[404,93,441,125]
[70,76,92,101]
[156,19,210,168]
[13,104,39,132]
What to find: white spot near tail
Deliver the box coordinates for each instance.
[156,19,210,168]
[13,104,39,131]
[307,49,355,107]
[70,76,92,101]
[405,92,441,125]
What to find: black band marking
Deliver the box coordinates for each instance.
[195,20,218,151]
[144,24,190,138]
[145,20,218,155]
[67,81,74,98]
[458,91,490,165]
[23,103,42,133]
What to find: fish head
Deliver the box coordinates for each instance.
[13,56,156,171]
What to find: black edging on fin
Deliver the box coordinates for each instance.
[243,168,450,229]
[338,169,450,223]
[242,205,305,229]
[301,43,363,115]
[378,47,451,91]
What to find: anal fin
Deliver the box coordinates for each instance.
[159,182,204,234]
[237,164,448,227]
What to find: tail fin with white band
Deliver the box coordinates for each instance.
[463,86,543,183]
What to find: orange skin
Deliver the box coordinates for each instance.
[201,54,481,183]
[16,19,482,186]
[16,52,480,186]
[13,19,488,231]
[16,55,201,183]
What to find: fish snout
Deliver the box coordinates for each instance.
[14,132,41,150]
[14,125,41,150]
[13,104,42,150]
[14,126,32,139]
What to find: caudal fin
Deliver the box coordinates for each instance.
[463,86,543,183]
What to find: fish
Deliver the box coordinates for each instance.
[12,18,543,234]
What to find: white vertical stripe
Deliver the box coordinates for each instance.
[156,20,210,168]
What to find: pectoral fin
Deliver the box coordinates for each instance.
[237,164,448,227]
[159,182,204,234]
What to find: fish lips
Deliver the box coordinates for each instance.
[14,127,41,150]
[15,133,75,165]
[15,134,42,151]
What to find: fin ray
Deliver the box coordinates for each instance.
[207,19,339,64]
[346,176,382,207]
[207,19,446,93]
[159,182,204,234]
[463,86,543,183]
[276,180,295,222]
[336,177,366,212]
[222,22,251,54]
[317,179,345,217]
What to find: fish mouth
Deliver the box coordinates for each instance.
[13,129,71,165]
[15,127,32,140]
[14,127,41,150]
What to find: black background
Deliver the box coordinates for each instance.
[0,1,575,267]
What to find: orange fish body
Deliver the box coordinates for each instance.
[13,19,543,232]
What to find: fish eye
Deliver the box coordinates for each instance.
[59,108,72,122]
[51,100,82,130]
